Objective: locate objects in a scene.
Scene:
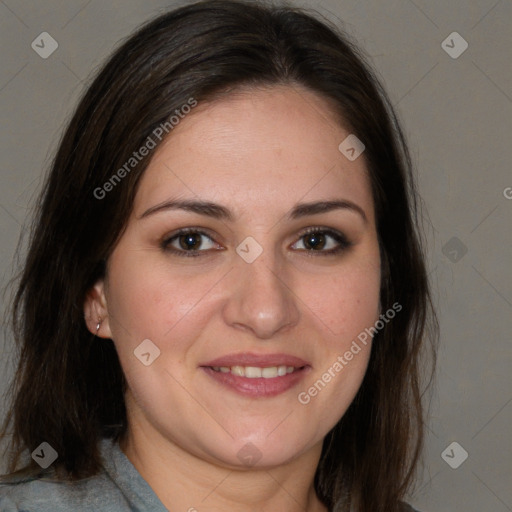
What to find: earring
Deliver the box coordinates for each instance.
[96,320,101,336]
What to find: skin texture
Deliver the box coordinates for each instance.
[84,85,381,512]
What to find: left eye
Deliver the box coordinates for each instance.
[291,229,349,253]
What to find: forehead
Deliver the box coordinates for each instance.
[134,85,374,223]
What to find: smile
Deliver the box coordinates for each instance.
[210,365,299,378]
[202,364,309,397]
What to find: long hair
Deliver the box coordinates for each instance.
[0,1,438,510]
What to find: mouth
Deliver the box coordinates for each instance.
[200,353,310,397]
[209,365,300,378]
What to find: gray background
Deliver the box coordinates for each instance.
[0,0,510,511]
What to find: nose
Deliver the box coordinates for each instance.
[221,251,300,339]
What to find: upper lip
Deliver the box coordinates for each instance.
[202,352,310,368]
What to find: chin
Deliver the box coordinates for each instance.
[201,431,314,470]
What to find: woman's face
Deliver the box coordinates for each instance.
[86,85,381,469]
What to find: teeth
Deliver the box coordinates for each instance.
[212,365,299,378]
[261,367,277,378]
[245,366,262,378]
[231,366,245,377]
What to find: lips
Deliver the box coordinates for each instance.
[200,352,311,397]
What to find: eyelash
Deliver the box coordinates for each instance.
[161,227,352,258]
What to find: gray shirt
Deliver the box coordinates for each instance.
[0,438,169,511]
[0,437,420,511]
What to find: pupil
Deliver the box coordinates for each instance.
[180,234,201,250]
[305,233,325,250]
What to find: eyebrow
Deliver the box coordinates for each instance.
[139,198,367,224]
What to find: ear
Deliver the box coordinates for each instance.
[84,279,113,339]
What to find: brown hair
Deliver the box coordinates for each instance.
[0,1,438,510]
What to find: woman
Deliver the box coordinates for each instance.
[0,1,437,511]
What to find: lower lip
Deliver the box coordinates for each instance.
[201,366,310,397]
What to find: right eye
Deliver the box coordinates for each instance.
[161,228,222,257]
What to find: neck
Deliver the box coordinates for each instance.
[119,420,328,512]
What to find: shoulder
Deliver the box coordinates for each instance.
[0,471,130,512]
[0,437,169,512]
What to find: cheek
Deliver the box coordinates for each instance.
[294,263,380,427]
[106,251,222,341]
[294,258,381,340]
[104,258,219,402]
